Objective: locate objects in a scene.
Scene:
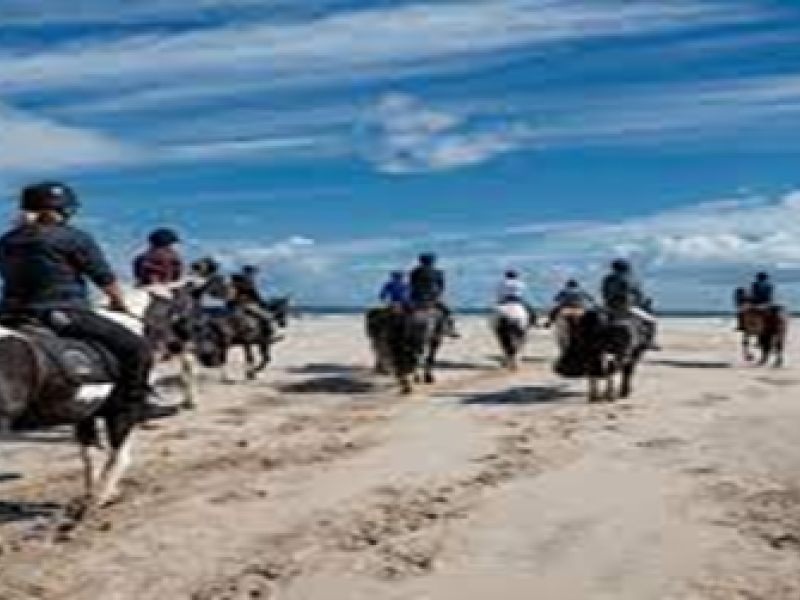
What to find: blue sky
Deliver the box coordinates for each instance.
[2,0,800,308]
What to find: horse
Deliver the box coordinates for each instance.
[381,302,447,395]
[739,304,789,367]
[490,300,533,371]
[0,295,181,511]
[553,306,649,402]
[182,295,291,383]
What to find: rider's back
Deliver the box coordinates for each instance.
[133,246,182,286]
[0,223,113,312]
[750,280,774,305]
[601,272,642,312]
[410,265,444,303]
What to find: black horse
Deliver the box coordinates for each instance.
[187,296,291,382]
[554,308,649,402]
[0,311,154,509]
[367,303,447,394]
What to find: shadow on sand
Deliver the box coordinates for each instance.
[435,359,492,371]
[648,359,732,370]
[0,500,62,525]
[459,384,582,406]
[287,363,365,376]
[277,375,378,395]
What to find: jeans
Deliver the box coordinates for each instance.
[42,309,153,410]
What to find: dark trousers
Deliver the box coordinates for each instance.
[44,309,153,408]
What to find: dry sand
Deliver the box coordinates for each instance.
[2,315,800,599]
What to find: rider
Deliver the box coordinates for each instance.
[547,279,594,326]
[409,252,458,337]
[0,182,175,421]
[228,266,278,339]
[496,270,535,323]
[601,259,659,349]
[380,270,411,309]
[750,272,774,308]
[133,227,183,287]
[189,257,230,318]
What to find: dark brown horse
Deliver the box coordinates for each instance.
[739,305,788,367]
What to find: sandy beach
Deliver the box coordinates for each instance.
[1,315,799,600]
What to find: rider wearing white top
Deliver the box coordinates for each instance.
[496,270,527,303]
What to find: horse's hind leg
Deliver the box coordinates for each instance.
[95,415,137,508]
[75,420,103,509]
[588,377,600,402]
[244,345,257,380]
[423,340,441,384]
[742,336,755,363]
[619,363,635,399]
[604,374,616,402]
[774,341,785,368]
[179,352,197,409]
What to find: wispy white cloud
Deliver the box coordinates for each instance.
[0,0,763,95]
[363,92,533,173]
[0,102,136,173]
[0,0,315,27]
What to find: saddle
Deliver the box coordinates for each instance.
[10,323,119,387]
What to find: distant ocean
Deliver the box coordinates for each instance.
[295,306,743,318]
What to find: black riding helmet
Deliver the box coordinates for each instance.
[148,227,180,248]
[611,258,631,273]
[419,252,437,266]
[20,181,79,217]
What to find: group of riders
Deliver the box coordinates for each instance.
[377,255,661,349]
[0,182,280,425]
[0,181,784,426]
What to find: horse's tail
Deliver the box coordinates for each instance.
[0,334,41,423]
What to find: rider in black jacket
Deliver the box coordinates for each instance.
[0,182,175,421]
[409,253,459,337]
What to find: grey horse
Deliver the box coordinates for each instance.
[383,303,447,395]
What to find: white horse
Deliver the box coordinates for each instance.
[489,301,532,370]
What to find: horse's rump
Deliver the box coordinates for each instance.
[0,328,117,424]
[493,302,529,330]
[740,306,769,336]
[555,310,640,378]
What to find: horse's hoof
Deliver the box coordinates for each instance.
[182,402,196,411]
[423,374,435,384]
[65,497,93,522]
[97,491,125,510]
